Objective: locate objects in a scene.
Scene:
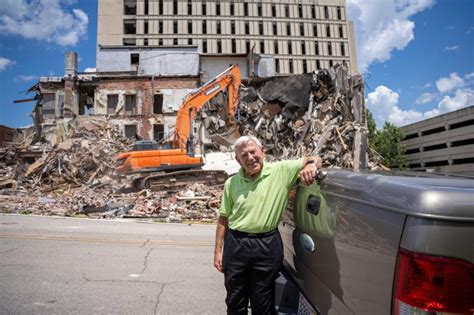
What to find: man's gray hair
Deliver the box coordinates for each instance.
[234,135,263,153]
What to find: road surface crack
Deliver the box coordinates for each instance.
[141,248,153,274]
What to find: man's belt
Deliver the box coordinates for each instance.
[228,229,278,238]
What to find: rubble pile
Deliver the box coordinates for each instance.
[204,63,374,170]
[1,117,131,193]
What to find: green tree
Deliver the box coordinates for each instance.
[366,110,406,169]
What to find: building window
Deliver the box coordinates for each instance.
[144,0,149,14]
[154,124,164,141]
[216,1,221,15]
[301,41,306,55]
[125,94,137,114]
[316,60,321,69]
[42,93,56,118]
[144,38,148,46]
[288,41,292,54]
[340,42,345,56]
[203,21,207,34]
[188,0,192,15]
[123,38,136,46]
[202,1,206,15]
[159,21,163,34]
[328,43,332,56]
[303,60,307,73]
[245,21,249,35]
[231,20,235,34]
[329,60,334,67]
[188,21,192,34]
[272,4,276,17]
[154,94,163,114]
[326,24,331,37]
[246,40,250,53]
[188,38,192,45]
[337,6,342,20]
[124,125,137,139]
[158,0,163,15]
[274,40,278,54]
[300,23,304,36]
[258,3,262,16]
[158,38,163,46]
[124,0,137,15]
[124,20,136,34]
[298,4,303,18]
[174,21,178,34]
[203,39,207,52]
[313,24,318,37]
[275,58,280,73]
[311,5,316,19]
[285,4,289,17]
[260,41,264,53]
[259,22,263,35]
[173,38,178,45]
[324,6,329,19]
[217,21,221,34]
[315,41,319,55]
[273,22,277,35]
[232,39,236,53]
[286,22,291,35]
[244,3,248,16]
[289,59,294,73]
[230,2,235,15]
[131,53,139,66]
[217,39,222,53]
[144,20,149,34]
[339,25,344,38]
[173,0,178,15]
[107,94,118,114]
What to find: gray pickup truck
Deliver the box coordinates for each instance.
[278,170,474,315]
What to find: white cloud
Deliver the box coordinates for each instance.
[444,45,459,51]
[415,92,436,104]
[0,56,14,71]
[436,73,464,93]
[465,73,474,80]
[83,67,96,72]
[347,0,435,72]
[16,75,37,82]
[0,0,88,46]
[423,82,432,88]
[367,85,474,128]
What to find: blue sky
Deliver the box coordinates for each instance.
[0,0,473,128]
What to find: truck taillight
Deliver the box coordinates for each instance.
[393,248,474,315]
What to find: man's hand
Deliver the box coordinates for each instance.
[214,216,228,273]
[214,250,223,273]
[300,156,321,186]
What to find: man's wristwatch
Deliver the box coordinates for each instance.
[306,159,315,166]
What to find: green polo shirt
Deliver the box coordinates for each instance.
[219,158,303,233]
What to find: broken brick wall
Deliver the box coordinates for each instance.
[95,77,199,140]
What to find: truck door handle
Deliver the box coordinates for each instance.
[307,195,321,216]
[300,233,315,253]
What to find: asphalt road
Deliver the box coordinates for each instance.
[0,214,226,315]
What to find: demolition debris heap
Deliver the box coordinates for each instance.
[1,64,373,220]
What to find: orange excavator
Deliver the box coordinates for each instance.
[115,64,241,191]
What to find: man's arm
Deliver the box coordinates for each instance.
[214,215,228,273]
[300,156,322,186]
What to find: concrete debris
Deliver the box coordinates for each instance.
[1,64,382,222]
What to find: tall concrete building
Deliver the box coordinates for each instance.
[97,0,358,75]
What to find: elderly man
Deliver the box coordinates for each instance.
[214,135,320,314]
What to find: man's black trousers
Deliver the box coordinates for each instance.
[223,229,283,315]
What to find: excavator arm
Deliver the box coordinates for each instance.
[173,64,241,151]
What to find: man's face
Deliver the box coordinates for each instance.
[236,140,265,177]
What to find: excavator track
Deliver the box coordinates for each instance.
[133,169,228,192]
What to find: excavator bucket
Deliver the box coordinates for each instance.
[208,125,241,146]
